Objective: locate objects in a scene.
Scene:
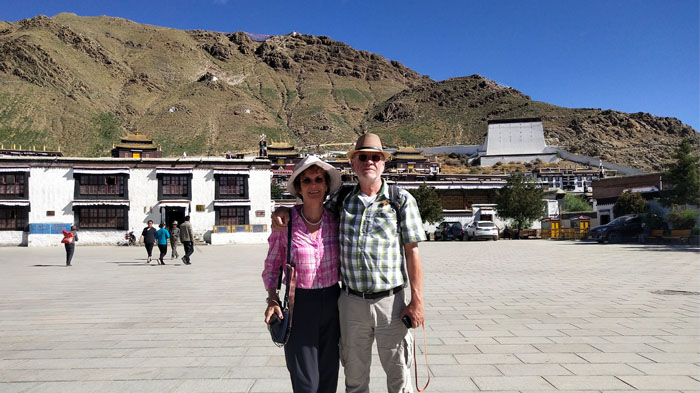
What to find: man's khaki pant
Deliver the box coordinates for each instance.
[338,290,413,393]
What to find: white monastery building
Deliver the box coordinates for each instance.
[480,118,558,166]
[0,156,272,247]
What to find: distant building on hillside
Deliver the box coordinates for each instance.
[479,118,558,166]
[111,134,162,158]
[389,146,440,176]
[266,142,299,165]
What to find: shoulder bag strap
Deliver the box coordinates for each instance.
[279,219,293,309]
[414,322,431,392]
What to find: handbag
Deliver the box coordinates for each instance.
[268,219,296,346]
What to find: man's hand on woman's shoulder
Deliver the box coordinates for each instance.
[271,206,291,232]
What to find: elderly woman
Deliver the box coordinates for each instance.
[262,155,342,393]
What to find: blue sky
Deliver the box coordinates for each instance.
[3,0,699,130]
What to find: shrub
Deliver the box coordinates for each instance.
[613,192,646,217]
[564,194,591,212]
[667,208,698,229]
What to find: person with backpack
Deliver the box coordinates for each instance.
[273,133,426,393]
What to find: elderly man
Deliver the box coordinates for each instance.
[274,133,425,393]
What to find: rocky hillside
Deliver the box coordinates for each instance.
[0,13,696,172]
[365,76,698,172]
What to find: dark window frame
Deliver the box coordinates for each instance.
[0,172,29,199]
[215,206,250,225]
[157,174,192,200]
[0,206,29,231]
[74,174,129,200]
[214,174,249,199]
[74,206,129,230]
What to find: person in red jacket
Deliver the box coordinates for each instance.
[61,225,78,266]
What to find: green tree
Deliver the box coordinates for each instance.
[662,139,700,206]
[613,191,646,217]
[408,184,444,225]
[495,173,546,234]
[563,194,592,212]
[270,182,284,199]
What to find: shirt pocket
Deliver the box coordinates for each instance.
[372,208,398,238]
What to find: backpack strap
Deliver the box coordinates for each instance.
[329,184,355,219]
[388,183,402,236]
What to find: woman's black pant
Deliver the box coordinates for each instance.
[284,284,340,393]
[144,242,154,257]
[157,244,168,263]
[64,243,75,265]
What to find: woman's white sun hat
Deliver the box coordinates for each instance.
[286,155,342,197]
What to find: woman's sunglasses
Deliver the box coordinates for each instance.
[301,176,326,185]
[357,153,384,162]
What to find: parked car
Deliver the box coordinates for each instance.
[588,214,643,243]
[465,221,499,241]
[434,221,464,241]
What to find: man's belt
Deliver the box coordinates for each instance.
[342,284,403,300]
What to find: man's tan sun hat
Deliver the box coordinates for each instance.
[346,133,392,160]
[286,155,342,197]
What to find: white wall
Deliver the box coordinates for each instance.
[1,160,273,247]
[28,167,75,225]
[127,168,159,232]
[0,231,25,246]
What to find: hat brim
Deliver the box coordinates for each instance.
[286,159,342,197]
[346,148,392,160]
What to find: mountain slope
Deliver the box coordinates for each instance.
[0,13,696,172]
[363,76,698,171]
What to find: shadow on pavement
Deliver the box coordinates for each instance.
[565,240,700,253]
[32,264,69,267]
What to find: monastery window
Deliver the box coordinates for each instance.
[0,207,28,231]
[216,206,249,225]
[0,173,27,198]
[76,175,126,198]
[76,207,127,229]
[216,175,248,199]
[158,175,191,200]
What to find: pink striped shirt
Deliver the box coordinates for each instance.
[262,206,339,290]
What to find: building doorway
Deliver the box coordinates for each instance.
[164,207,186,228]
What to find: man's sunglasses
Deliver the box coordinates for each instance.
[357,153,384,162]
[301,176,326,185]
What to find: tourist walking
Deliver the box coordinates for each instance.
[61,225,78,266]
[170,221,180,259]
[263,155,342,393]
[180,216,194,265]
[141,220,157,263]
[155,223,170,265]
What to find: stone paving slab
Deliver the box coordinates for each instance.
[0,240,698,392]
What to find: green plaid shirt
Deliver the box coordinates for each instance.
[339,180,426,293]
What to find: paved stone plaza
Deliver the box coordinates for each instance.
[0,240,698,393]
